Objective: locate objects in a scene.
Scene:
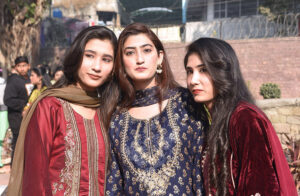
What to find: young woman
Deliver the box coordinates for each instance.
[51,66,64,84]
[7,26,119,195]
[105,23,206,195]
[184,37,297,196]
[23,66,52,113]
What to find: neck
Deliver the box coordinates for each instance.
[133,79,156,90]
[36,83,42,90]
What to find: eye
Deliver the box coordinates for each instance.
[185,68,193,75]
[144,48,152,53]
[103,57,112,63]
[125,50,134,56]
[85,53,94,58]
[199,67,207,73]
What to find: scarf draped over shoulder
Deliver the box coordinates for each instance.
[7,85,100,196]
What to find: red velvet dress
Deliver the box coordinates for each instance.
[22,97,106,196]
[203,102,297,196]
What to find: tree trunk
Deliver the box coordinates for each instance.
[0,0,48,72]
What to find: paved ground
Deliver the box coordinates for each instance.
[0,165,10,195]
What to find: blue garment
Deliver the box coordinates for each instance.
[106,87,205,195]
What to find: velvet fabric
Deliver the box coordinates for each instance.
[203,102,297,196]
[22,97,106,195]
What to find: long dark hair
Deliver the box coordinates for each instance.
[53,25,119,129]
[184,37,254,195]
[115,22,179,109]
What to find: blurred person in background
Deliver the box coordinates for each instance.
[0,68,9,167]
[23,65,52,115]
[51,65,64,84]
[4,56,31,165]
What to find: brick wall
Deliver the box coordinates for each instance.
[164,37,300,99]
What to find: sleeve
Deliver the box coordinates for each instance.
[105,128,124,196]
[230,108,281,196]
[22,98,60,196]
[191,121,205,196]
[4,80,27,111]
[184,89,206,195]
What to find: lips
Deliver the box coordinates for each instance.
[192,89,203,95]
[88,73,101,80]
[135,67,147,72]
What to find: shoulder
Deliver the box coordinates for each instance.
[35,96,63,111]
[231,102,268,123]
[229,101,272,139]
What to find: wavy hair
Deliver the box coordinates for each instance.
[53,25,119,129]
[114,22,179,109]
[184,37,254,195]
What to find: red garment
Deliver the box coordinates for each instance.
[203,102,297,196]
[22,97,106,195]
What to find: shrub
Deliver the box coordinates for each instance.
[260,83,281,99]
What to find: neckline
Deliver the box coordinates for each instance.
[71,106,97,121]
[127,98,169,121]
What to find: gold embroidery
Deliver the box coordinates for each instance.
[52,99,81,195]
[120,92,182,195]
[83,115,100,196]
[133,120,166,166]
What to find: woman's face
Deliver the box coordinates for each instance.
[122,33,163,90]
[76,38,114,91]
[186,53,215,110]
[54,70,63,81]
[30,71,42,85]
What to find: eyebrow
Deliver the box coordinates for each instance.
[84,50,113,59]
[186,63,205,69]
[124,44,153,50]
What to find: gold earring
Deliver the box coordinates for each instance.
[156,64,162,74]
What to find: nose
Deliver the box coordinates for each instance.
[136,50,144,65]
[190,72,200,85]
[92,57,101,72]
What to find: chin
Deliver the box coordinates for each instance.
[193,96,208,104]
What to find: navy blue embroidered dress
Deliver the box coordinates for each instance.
[106,87,205,195]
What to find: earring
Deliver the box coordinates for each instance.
[156,64,162,74]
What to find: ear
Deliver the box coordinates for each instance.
[157,50,164,65]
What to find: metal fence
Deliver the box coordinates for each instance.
[185,13,300,42]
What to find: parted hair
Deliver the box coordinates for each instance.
[114,22,179,109]
[184,37,254,196]
[53,25,119,130]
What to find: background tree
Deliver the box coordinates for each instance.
[0,0,50,77]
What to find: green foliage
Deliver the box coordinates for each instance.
[283,134,300,191]
[25,3,36,20]
[259,83,281,99]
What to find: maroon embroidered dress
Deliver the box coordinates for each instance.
[22,97,106,196]
[203,102,297,196]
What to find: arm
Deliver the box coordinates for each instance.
[230,108,280,196]
[22,98,58,195]
[192,125,205,196]
[105,126,124,196]
[4,80,27,111]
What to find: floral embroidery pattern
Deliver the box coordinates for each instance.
[52,99,81,195]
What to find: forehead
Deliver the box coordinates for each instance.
[85,39,114,55]
[16,62,29,67]
[123,33,154,48]
[186,53,203,67]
